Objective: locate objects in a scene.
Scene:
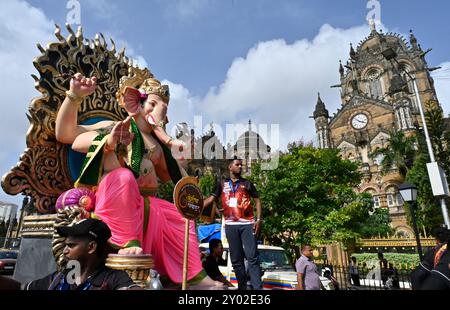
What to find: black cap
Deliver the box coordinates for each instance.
[56,219,111,243]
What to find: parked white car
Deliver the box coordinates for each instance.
[200,243,334,290]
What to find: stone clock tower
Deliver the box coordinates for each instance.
[313,24,440,236]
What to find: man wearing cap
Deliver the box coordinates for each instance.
[0,219,141,290]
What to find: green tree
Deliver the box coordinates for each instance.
[249,144,390,262]
[157,181,175,203]
[358,207,393,237]
[371,130,416,178]
[424,100,450,176]
[406,100,450,232]
[157,173,217,204]
[198,172,216,197]
[198,172,220,224]
[406,151,443,231]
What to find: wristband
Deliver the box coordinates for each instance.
[65,90,83,103]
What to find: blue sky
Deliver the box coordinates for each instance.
[25,0,450,94]
[1,0,450,208]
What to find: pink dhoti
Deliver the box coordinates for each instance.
[94,167,204,284]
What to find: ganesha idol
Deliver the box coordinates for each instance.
[53,66,219,289]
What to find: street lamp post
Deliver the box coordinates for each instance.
[2,203,18,249]
[398,183,423,261]
[15,196,29,238]
[382,47,450,228]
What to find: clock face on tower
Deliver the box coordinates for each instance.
[351,113,368,129]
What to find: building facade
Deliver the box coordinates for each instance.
[186,121,271,179]
[313,24,441,236]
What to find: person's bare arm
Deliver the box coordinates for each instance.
[296,273,304,290]
[55,73,97,144]
[203,195,217,209]
[213,201,221,216]
[253,197,262,235]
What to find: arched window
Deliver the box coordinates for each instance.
[373,196,381,208]
[367,70,383,99]
[387,193,395,207]
[385,186,403,212]
[400,64,419,111]
[373,152,384,166]
[365,188,380,210]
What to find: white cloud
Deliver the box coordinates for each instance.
[194,24,376,148]
[147,23,389,149]
[0,0,55,205]
[433,62,450,116]
[162,79,197,135]
[178,24,450,150]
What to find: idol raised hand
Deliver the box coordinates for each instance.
[70,73,97,99]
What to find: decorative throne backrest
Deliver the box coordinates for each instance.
[1,24,145,213]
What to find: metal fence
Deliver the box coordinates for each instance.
[317,263,413,290]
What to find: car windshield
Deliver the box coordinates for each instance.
[0,252,18,259]
[259,249,292,270]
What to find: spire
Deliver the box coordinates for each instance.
[339,60,344,77]
[369,18,377,33]
[349,43,357,60]
[313,93,329,119]
[409,29,418,49]
[248,119,252,132]
[208,122,215,136]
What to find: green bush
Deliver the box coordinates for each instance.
[352,253,420,270]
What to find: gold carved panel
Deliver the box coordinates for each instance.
[1,24,132,213]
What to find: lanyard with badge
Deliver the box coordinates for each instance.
[228,180,240,208]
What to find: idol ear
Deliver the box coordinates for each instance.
[121,86,142,116]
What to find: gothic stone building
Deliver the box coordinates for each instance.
[313,25,441,237]
[186,121,271,180]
